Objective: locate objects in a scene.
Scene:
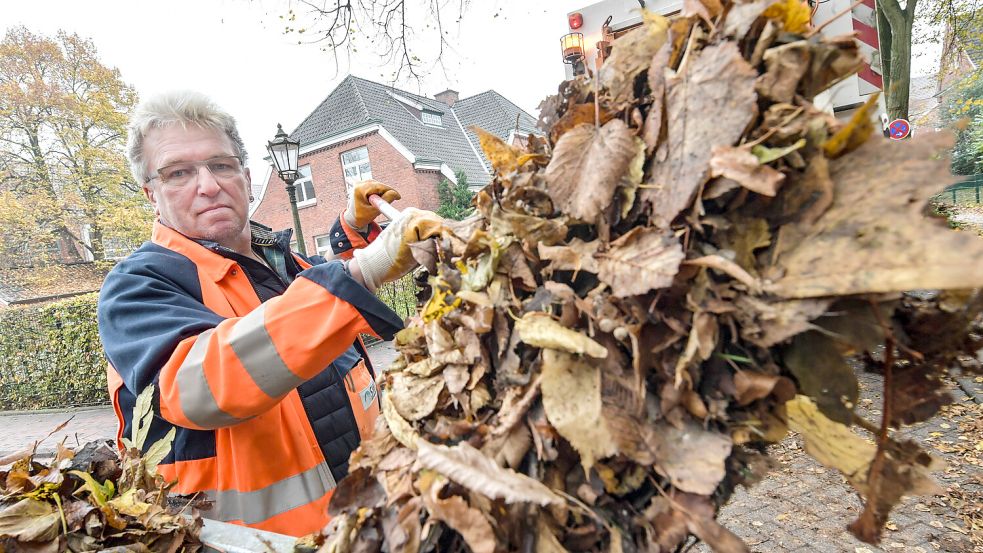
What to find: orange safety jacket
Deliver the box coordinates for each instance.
[97,218,400,537]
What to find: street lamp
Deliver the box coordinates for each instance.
[267,123,307,255]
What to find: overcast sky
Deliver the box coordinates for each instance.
[3,0,585,180]
[4,0,943,182]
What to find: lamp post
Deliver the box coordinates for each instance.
[267,124,307,255]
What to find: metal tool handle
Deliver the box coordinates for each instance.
[368,194,402,220]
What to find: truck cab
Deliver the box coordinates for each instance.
[560,0,887,121]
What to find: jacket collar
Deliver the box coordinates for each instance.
[151,221,293,283]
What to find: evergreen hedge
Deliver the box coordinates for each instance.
[0,293,107,411]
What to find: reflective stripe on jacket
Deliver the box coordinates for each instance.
[98,221,401,536]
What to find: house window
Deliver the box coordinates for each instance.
[315,235,332,257]
[295,165,316,207]
[421,111,442,126]
[341,147,372,195]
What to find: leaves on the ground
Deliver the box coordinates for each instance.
[545,119,637,222]
[0,385,201,551]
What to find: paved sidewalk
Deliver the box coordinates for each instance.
[0,341,401,457]
[702,372,982,552]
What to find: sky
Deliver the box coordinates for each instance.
[3,0,945,182]
[2,0,583,181]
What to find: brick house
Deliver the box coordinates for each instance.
[250,75,541,256]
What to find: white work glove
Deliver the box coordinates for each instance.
[352,207,443,291]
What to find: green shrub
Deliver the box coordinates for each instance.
[0,293,107,411]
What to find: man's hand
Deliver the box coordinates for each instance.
[352,208,443,291]
[345,180,401,230]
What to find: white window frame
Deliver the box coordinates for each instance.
[341,147,373,196]
[314,234,332,257]
[421,111,442,126]
[295,165,316,208]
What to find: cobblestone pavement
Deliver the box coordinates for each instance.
[3,345,980,551]
[701,372,983,553]
[0,341,402,458]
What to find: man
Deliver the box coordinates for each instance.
[97,90,441,536]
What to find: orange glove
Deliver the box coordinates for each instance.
[346,180,401,230]
[352,208,443,291]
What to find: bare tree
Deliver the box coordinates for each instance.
[280,0,473,82]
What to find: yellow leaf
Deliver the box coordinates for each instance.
[471,126,519,175]
[823,93,880,158]
[541,349,618,471]
[515,312,608,358]
[762,0,812,34]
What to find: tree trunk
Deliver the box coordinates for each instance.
[89,223,105,261]
[877,0,917,122]
[876,4,893,101]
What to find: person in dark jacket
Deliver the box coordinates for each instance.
[97,90,440,536]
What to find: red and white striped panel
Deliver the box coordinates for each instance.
[852,0,883,95]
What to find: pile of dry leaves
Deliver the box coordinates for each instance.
[0,387,203,552]
[311,2,983,552]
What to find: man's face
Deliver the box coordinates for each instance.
[142,124,252,247]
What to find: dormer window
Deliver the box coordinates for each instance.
[421,111,442,126]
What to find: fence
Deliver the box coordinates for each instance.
[935,174,983,205]
[0,293,107,411]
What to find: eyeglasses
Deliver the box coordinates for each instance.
[146,155,244,187]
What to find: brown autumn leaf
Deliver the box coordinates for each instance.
[674,493,751,553]
[644,42,758,228]
[595,227,685,298]
[381,392,421,450]
[848,438,945,544]
[684,0,724,20]
[599,10,669,108]
[769,132,983,298]
[783,331,858,424]
[550,103,615,144]
[889,366,953,427]
[756,41,811,103]
[643,42,671,154]
[734,295,833,347]
[388,372,445,422]
[489,205,568,247]
[709,145,785,197]
[416,440,564,506]
[471,126,519,175]
[800,34,866,99]
[544,119,637,222]
[537,239,600,274]
[733,370,796,406]
[723,216,771,274]
[0,498,61,542]
[647,419,732,495]
[422,482,496,553]
[541,349,618,471]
